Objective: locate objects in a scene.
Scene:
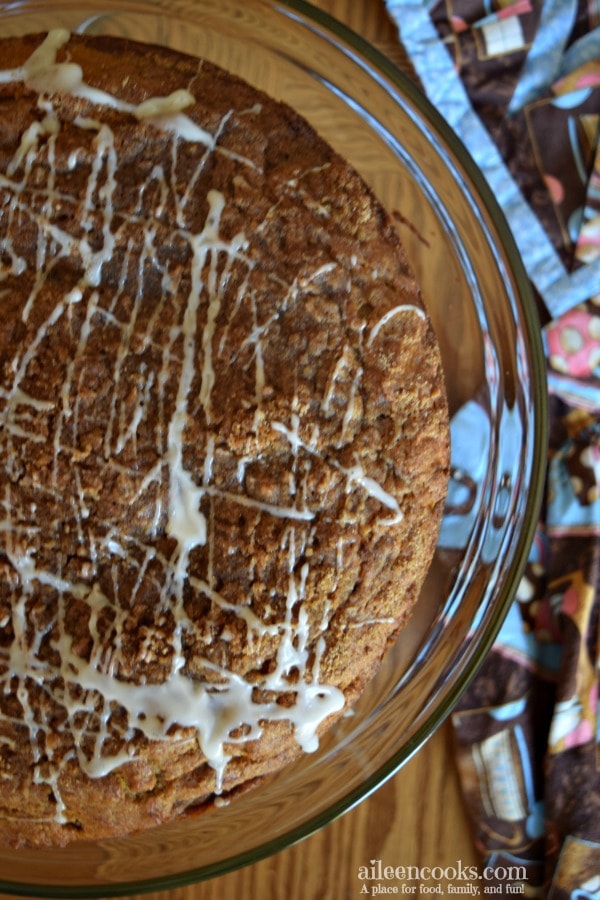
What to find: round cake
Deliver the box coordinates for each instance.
[0,30,449,847]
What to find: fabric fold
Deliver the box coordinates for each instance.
[384,0,600,895]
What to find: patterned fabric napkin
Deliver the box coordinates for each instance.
[383,1,600,896]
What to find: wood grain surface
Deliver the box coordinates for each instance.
[2,3,480,898]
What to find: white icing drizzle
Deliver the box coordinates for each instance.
[2,29,213,146]
[0,30,416,826]
[367,303,426,346]
[273,415,402,524]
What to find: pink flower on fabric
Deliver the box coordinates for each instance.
[546,308,600,378]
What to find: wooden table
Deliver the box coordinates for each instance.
[3,3,479,898]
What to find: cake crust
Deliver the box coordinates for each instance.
[0,31,449,847]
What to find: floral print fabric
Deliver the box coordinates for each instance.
[385,0,600,896]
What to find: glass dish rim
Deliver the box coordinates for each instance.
[0,0,548,894]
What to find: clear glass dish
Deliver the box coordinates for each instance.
[0,0,547,894]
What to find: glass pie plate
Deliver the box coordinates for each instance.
[0,0,547,895]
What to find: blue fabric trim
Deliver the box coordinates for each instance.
[560,28,600,77]
[508,0,579,114]
[544,260,600,316]
[385,0,598,319]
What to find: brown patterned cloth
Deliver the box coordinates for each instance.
[385,0,600,896]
